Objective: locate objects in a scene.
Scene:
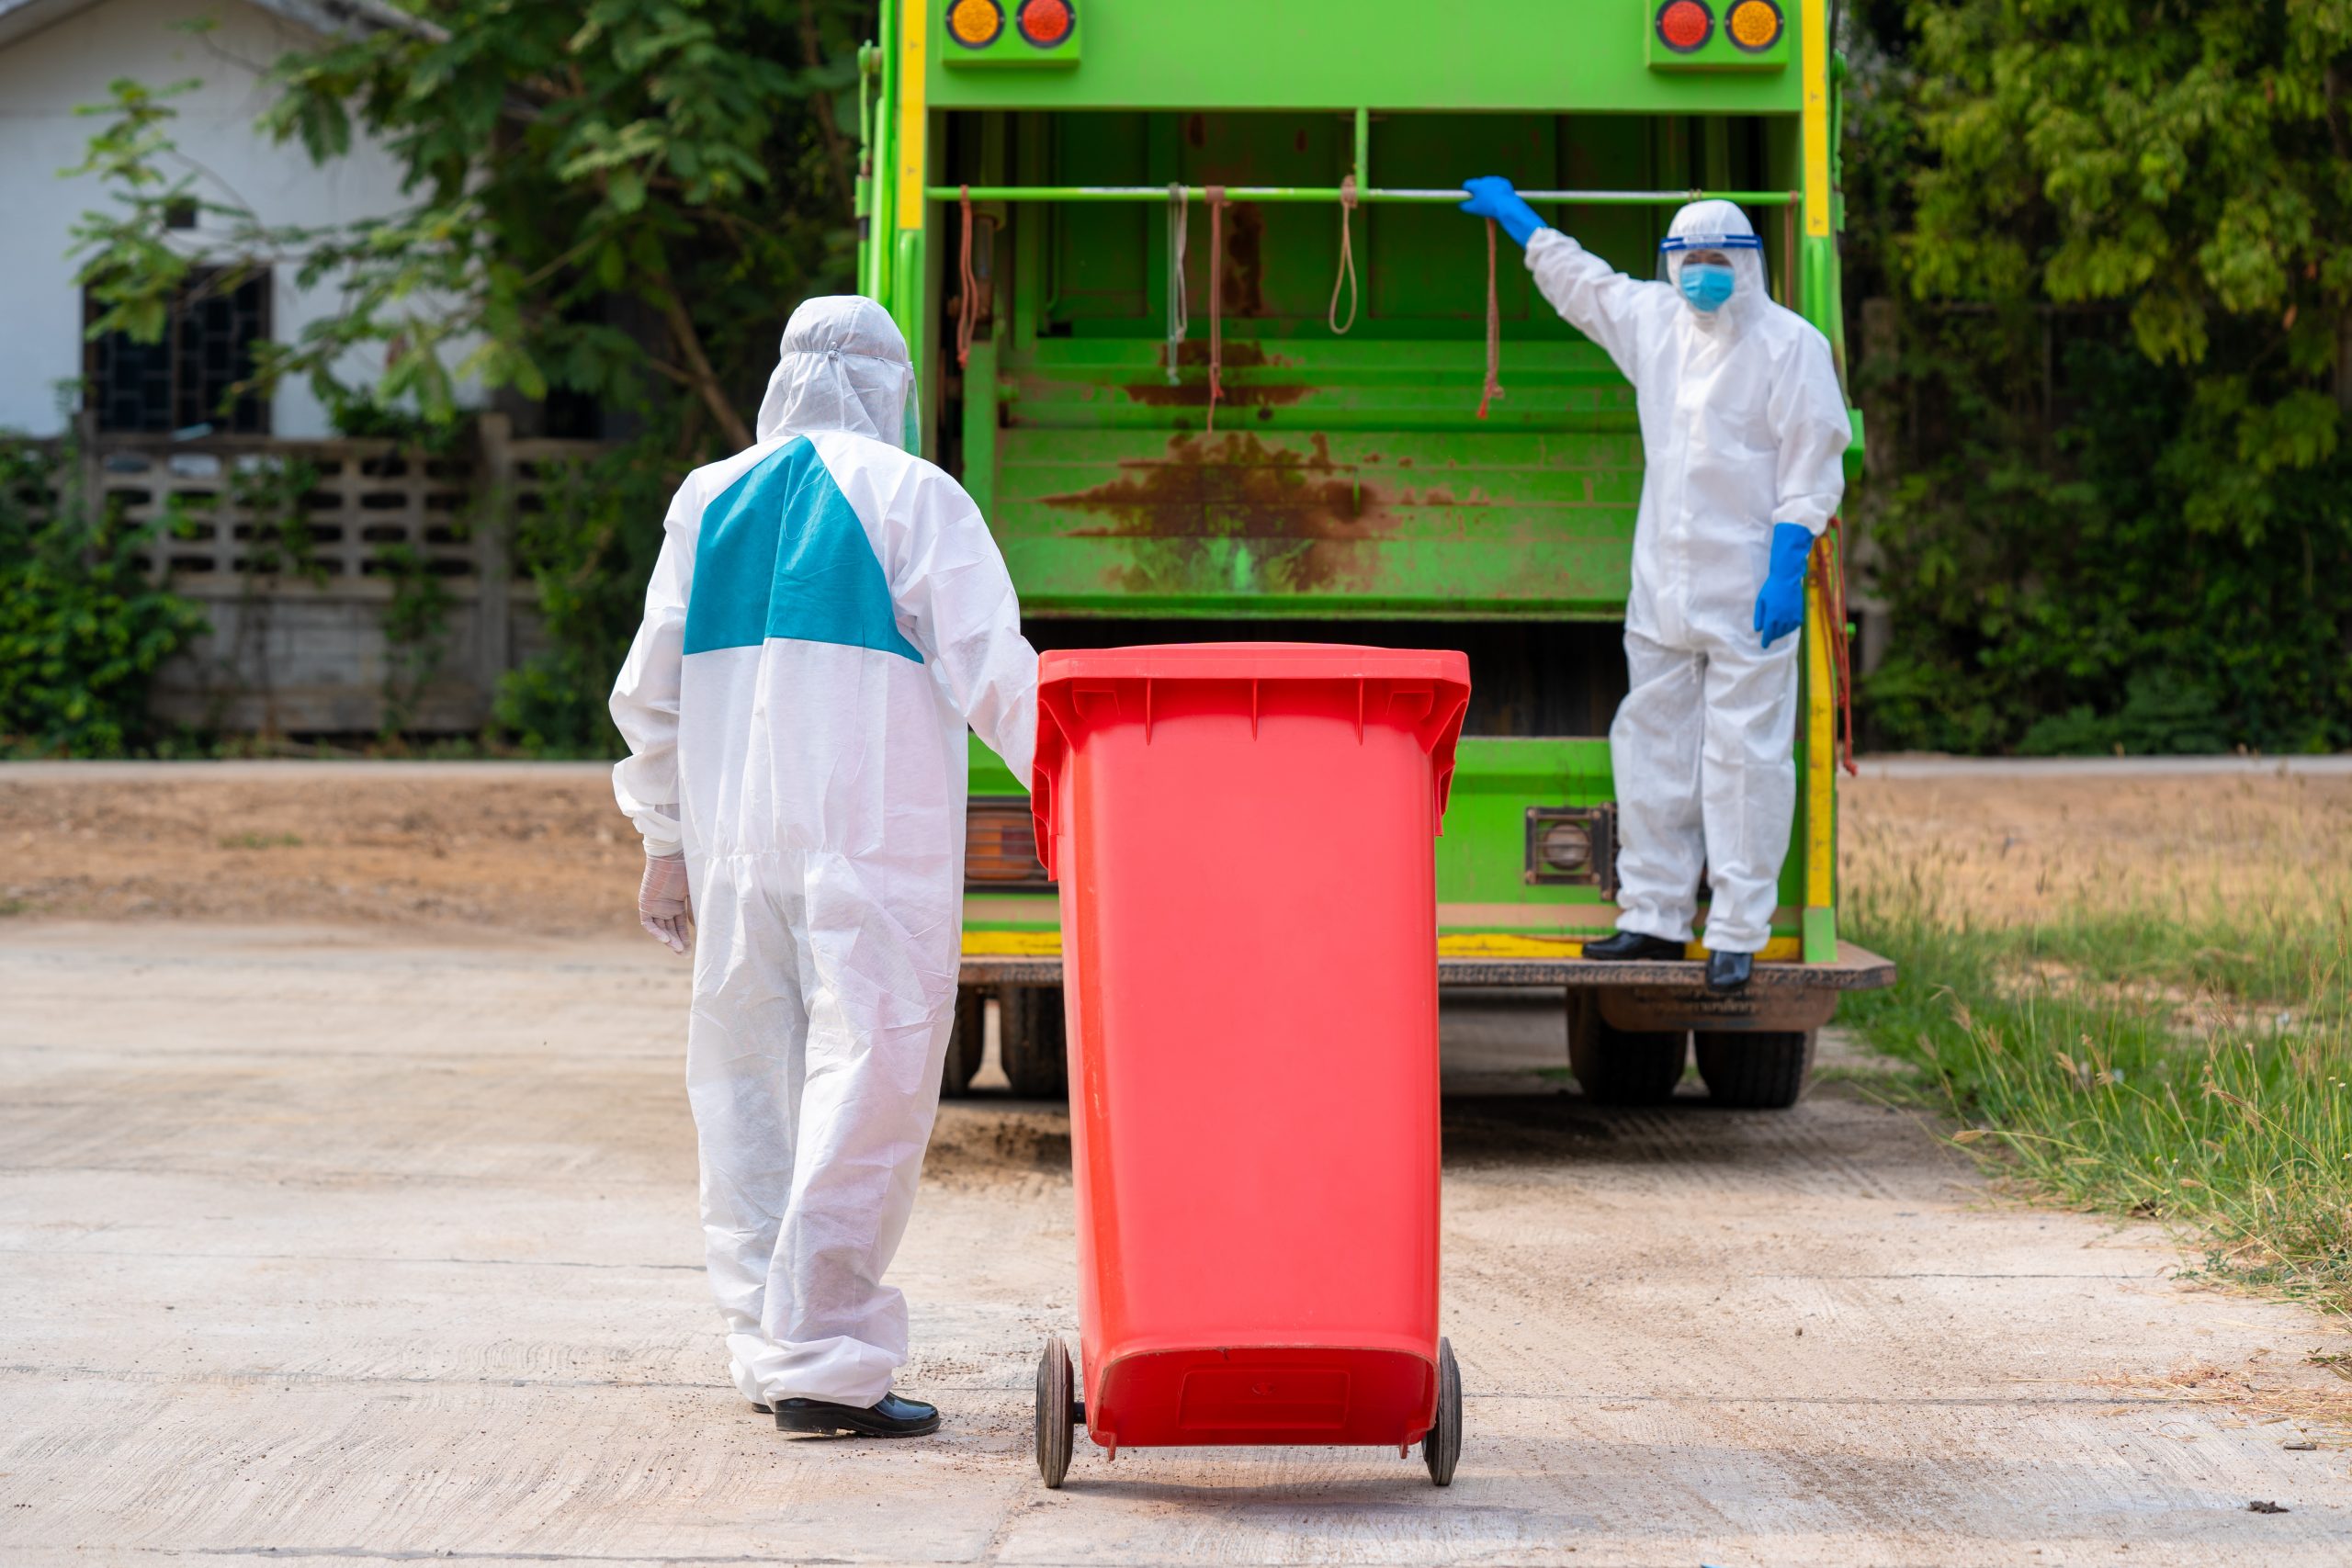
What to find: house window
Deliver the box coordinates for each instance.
[86,266,271,434]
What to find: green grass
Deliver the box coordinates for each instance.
[1841,879,2352,1316]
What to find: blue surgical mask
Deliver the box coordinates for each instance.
[1679,261,1736,312]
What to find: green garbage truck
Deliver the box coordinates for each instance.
[855,0,1892,1107]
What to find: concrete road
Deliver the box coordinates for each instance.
[4,924,2347,1567]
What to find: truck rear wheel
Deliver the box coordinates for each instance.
[1693,1030,1815,1110]
[1566,992,1688,1106]
[939,986,987,1099]
[999,985,1069,1101]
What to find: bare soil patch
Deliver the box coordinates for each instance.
[0,767,638,934]
[7,761,2349,938]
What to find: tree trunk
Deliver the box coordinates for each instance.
[650,276,753,450]
[799,0,857,217]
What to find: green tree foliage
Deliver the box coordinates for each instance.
[248,0,869,449]
[71,1,873,750]
[0,436,209,758]
[1849,0,2352,753]
[491,448,680,752]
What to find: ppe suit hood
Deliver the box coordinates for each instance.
[1660,199,1767,330]
[754,296,915,448]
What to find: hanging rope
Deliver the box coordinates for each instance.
[1163,183,1188,385]
[1206,184,1227,434]
[1815,514,1860,777]
[1327,174,1359,335]
[956,185,978,370]
[1476,217,1505,421]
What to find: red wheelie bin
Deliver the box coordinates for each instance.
[1025,644,1473,1488]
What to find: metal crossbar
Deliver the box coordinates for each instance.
[925,186,1797,206]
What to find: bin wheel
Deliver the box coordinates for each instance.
[1423,1337,1462,1486]
[1000,985,1069,1101]
[1694,1029,1815,1110]
[1566,992,1688,1106]
[939,987,987,1099]
[1035,1334,1075,1489]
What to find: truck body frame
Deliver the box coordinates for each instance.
[858,0,1889,1092]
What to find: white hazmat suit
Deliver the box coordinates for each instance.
[1526,201,1849,953]
[610,297,1039,1407]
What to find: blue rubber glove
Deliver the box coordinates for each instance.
[1753,522,1814,649]
[1459,176,1547,248]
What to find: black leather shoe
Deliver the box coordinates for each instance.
[1705,950,1754,992]
[1583,931,1688,962]
[774,1393,942,1438]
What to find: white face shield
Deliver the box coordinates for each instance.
[753,296,917,450]
[1655,199,1769,315]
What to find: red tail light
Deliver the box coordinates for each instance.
[1017,0,1074,48]
[1656,0,1713,52]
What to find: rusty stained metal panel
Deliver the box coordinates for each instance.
[1040,431,1437,599]
[1201,197,1275,321]
[998,333,1643,433]
[987,324,1645,614]
[1001,425,1640,615]
[1121,340,1311,410]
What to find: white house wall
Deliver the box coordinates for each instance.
[0,0,475,437]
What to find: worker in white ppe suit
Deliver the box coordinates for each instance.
[610,296,1039,1438]
[1460,182,1849,991]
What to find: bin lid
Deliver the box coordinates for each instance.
[1037,642,1471,686]
[1030,643,1473,872]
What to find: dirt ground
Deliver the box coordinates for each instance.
[6,920,2349,1566]
[0,761,641,936]
[5,759,2348,935]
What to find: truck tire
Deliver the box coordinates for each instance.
[1694,1030,1815,1110]
[939,986,987,1099]
[1566,992,1688,1106]
[999,985,1069,1101]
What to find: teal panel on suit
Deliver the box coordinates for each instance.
[684,437,923,663]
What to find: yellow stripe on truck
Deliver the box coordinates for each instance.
[1436,934,1804,962]
[959,931,1805,963]
[896,0,927,229]
[962,929,1063,956]
[1804,570,1835,909]
[1802,0,1831,238]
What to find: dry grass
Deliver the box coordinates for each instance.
[1843,769,2352,927]
[2084,1356,2352,1442]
